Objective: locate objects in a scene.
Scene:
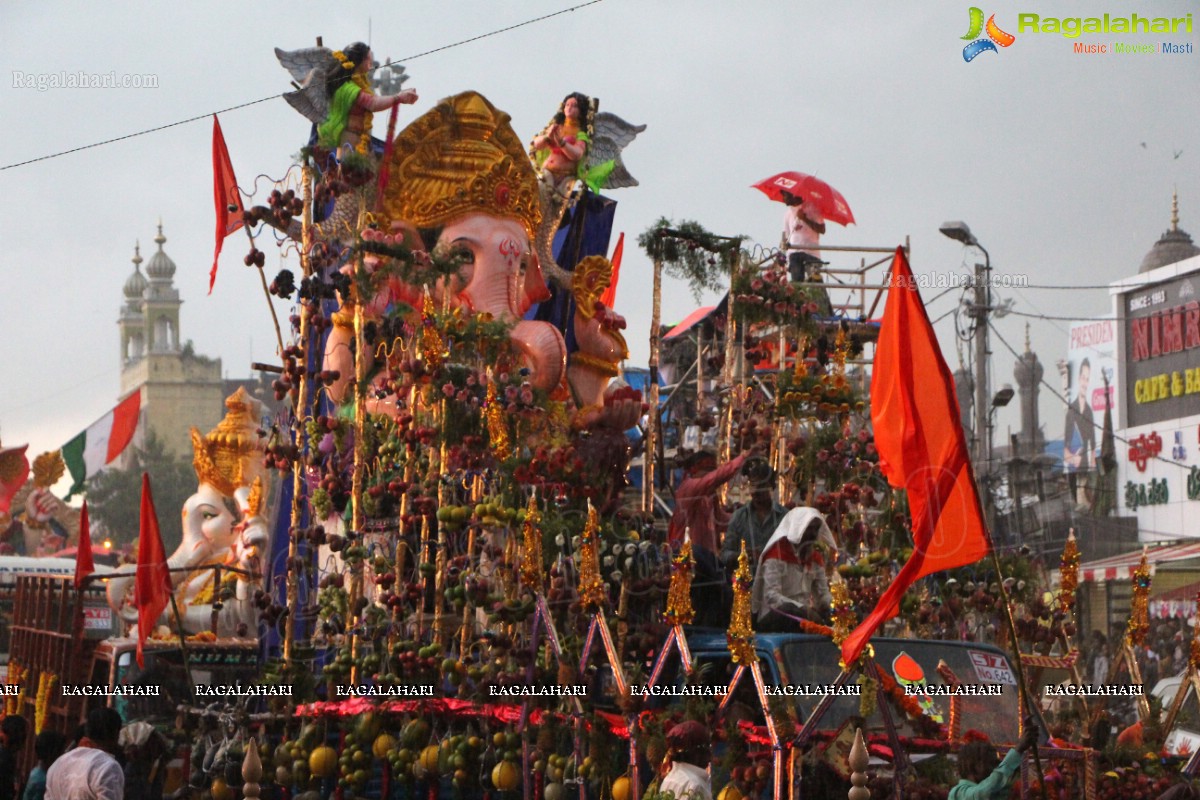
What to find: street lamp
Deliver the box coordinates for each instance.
[940,220,994,478]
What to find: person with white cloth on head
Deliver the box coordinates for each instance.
[751,507,836,632]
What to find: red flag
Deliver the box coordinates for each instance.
[599,232,624,308]
[74,500,96,589]
[210,115,244,295]
[135,473,172,668]
[841,248,990,666]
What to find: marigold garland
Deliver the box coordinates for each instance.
[34,672,57,734]
[578,501,606,612]
[519,491,544,594]
[1058,530,1080,616]
[4,662,24,716]
[727,543,756,665]
[1126,547,1151,647]
[858,673,878,719]
[663,540,695,626]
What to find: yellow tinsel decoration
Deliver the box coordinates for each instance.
[420,290,444,370]
[1058,530,1080,615]
[664,540,695,626]
[519,491,544,594]
[727,543,756,665]
[830,580,856,646]
[578,501,606,612]
[793,336,809,380]
[1126,547,1151,647]
[484,375,511,460]
[34,672,57,734]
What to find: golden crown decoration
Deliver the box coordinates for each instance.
[191,388,266,497]
[382,91,542,240]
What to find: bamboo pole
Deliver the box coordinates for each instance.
[644,258,663,515]
[283,164,315,665]
[348,214,368,684]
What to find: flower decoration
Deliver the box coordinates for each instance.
[663,538,695,626]
[727,543,756,665]
[34,671,57,734]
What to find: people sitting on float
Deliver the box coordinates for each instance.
[751,506,835,631]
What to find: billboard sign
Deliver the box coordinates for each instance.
[1064,318,1117,473]
[1121,274,1200,428]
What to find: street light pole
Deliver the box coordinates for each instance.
[940,221,994,513]
[973,245,992,478]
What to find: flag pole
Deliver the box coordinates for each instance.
[167,592,197,704]
[987,541,1049,800]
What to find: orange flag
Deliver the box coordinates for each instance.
[209,115,244,295]
[74,500,95,589]
[599,232,624,308]
[841,248,990,666]
[135,473,172,668]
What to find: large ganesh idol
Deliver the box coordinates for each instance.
[106,389,270,638]
[323,91,635,428]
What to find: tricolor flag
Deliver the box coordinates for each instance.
[61,392,142,499]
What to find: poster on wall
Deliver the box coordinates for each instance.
[1064,318,1117,474]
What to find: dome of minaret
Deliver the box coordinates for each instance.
[144,222,177,281]
[123,242,148,300]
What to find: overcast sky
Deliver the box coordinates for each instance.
[2,1,1198,467]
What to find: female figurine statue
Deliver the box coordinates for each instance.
[276,41,418,156]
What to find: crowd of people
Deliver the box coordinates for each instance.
[0,709,166,800]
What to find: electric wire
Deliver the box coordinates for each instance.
[0,0,607,173]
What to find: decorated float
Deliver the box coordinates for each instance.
[9,36,1200,800]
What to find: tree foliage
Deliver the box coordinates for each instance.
[85,432,195,553]
[637,217,743,301]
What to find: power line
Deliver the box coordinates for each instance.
[0,0,606,173]
[1003,308,1117,323]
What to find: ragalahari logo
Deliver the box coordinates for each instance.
[960,7,1016,61]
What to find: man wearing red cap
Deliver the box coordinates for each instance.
[658,721,712,800]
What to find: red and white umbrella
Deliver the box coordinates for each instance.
[752,171,856,226]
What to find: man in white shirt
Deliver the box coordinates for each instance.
[46,708,124,800]
[781,190,826,282]
[658,721,712,800]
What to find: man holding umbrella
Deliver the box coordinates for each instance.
[782,190,826,282]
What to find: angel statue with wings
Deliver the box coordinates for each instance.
[275,42,417,157]
[529,92,644,199]
[528,92,644,287]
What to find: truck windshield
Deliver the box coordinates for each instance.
[782,638,1021,745]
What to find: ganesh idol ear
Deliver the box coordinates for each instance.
[522,250,552,308]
